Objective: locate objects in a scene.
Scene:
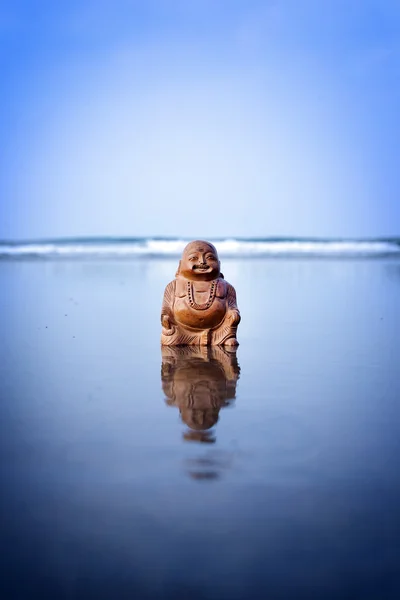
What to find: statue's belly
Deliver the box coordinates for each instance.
[174,297,226,329]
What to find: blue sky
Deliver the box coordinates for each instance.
[0,0,399,240]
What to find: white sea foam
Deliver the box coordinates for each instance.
[0,238,399,259]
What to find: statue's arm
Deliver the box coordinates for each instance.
[161,280,175,328]
[226,283,239,310]
[226,283,241,325]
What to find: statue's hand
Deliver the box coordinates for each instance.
[227,310,241,326]
[161,314,175,336]
[161,314,171,329]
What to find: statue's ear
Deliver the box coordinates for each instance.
[175,261,181,277]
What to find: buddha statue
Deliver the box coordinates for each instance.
[161,345,240,443]
[161,240,240,346]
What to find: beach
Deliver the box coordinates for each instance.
[1,256,400,599]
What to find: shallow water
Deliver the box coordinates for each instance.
[1,258,399,599]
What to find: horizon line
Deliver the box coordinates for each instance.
[1,235,400,245]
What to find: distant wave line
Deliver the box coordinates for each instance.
[0,237,399,259]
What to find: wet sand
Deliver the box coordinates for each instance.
[1,258,400,599]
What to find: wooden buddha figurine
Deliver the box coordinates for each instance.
[161,240,240,346]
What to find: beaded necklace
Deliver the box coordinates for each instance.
[187,280,217,310]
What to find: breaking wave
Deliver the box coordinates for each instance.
[0,237,399,259]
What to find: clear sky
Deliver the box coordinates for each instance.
[0,0,399,240]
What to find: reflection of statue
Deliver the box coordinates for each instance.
[161,241,240,346]
[161,346,240,443]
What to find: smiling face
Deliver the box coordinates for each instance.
[178,241,220,281]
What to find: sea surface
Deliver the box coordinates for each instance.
[0,243,400,599]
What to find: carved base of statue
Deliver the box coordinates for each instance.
[161,241,240,346]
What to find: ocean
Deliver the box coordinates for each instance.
[0,239,399,599]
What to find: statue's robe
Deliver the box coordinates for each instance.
[161,277,240,346]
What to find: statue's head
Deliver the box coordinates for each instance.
[176,240,220,281]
